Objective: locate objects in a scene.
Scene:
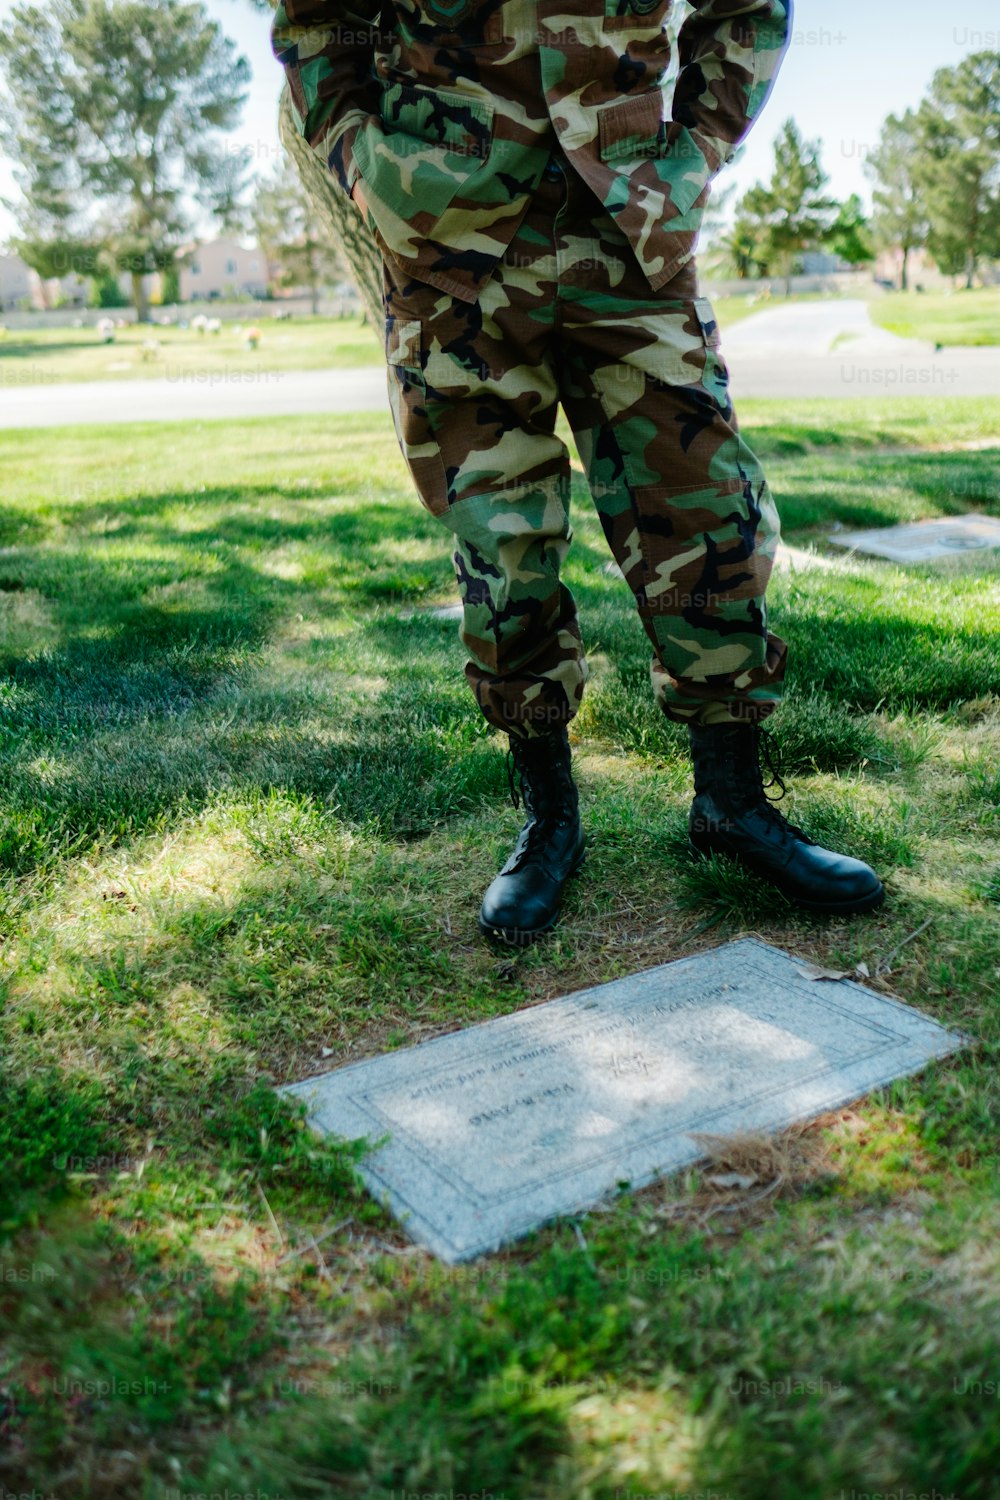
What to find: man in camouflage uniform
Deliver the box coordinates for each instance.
[272,0,885,942]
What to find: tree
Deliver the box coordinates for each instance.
[210,150,256,240]
[735,120,838,294]
[864,109,929,290]
[159,262,181,306]
[0,0,251,321]
[252,155,346,314]
[244,0,383,327]
[826,194,874,269]
[718,212,771,280]
[88,267,130,308]
[914,52,1000,288]
[275,103,383,329]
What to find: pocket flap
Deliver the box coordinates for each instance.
[654,125,712,216]
[598,90,663,162]
[386,316,423,370]
[380,81,494,162]
[693,297,720,348]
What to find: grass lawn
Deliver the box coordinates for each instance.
[0,313,383,386]
[1,396,999,1497]
[704,293,774,328]
[3,297,770,388]
[870,286,1000,347]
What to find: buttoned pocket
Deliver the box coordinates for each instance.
[355,82,496,233]
[597,91,663,163]
[380,81,494,160]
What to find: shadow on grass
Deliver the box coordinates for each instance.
[4,483,998,886]
[0,680,505,879]
[769,450,1000,533]
[0,504,47,549]
[4,845,997,1493]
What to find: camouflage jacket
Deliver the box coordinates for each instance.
[272,0,792,304]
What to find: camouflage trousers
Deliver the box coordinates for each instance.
[381,149,788,740]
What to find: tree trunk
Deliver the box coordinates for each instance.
[278,88,383,330]
[131,270,151,323]
[900,246,909,292]
[309,250,320,316]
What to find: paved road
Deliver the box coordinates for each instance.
[721,297,904,358]
[719,297,1000,401]
[2,300,998,428]
[0,365,390,429]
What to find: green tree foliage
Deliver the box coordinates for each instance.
[912,51,1000,288]
[88,269,130,308]
[826,194,874,268]
[0,0,251,321]
[252,154,347,315]
[719,214,771,280]
[864,109,929,291]
[734,120,838,292]
[159,262,182,306]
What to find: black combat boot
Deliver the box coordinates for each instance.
[688,722,885,914]
[479,727,586,945]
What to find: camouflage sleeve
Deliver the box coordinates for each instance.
[671,0,792,178]
[270,0,383,197]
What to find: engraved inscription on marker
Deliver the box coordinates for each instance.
[281,939,965,1263]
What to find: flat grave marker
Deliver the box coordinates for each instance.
[829,513,1000,563]
[281,939,965,1262]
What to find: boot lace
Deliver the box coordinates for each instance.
[754,726,812,843]
[504,742,568,872]
[505,736,575,850]
[757,726,787,802]
[506,745,521,812]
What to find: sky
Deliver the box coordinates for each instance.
[1,0,998,248]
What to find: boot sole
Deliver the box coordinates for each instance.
[478,847,587,948]
[687,839,886,916]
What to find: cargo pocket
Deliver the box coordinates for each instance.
[385,315,450,518]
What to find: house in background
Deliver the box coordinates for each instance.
[0,251,33,310]
[0,249,88,311]
[173,237,269,301]
[2,235,324,314]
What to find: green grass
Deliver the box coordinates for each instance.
[1,397,999,1497]
[0,313,383,385]
[869,286,1000,347]
[2,297,778,388]
[705,293,774,328]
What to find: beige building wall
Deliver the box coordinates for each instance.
[178,238,268,300]
[0,251,34,310]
